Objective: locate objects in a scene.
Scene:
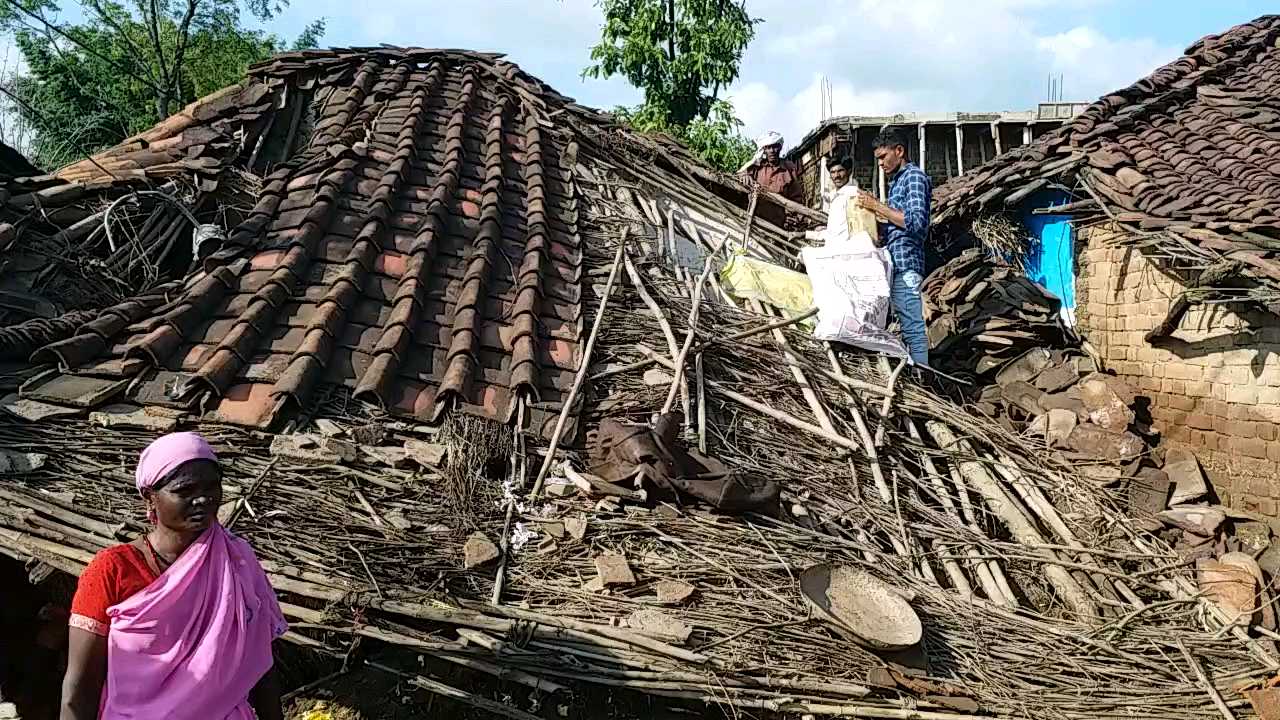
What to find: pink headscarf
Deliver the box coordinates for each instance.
[99,432,287,719]
[135,431,218,494]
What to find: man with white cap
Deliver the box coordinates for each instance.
[738,131,802,203]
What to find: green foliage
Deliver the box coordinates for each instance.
[0,1,324,168]
[614,99,753,173]
[586,0,757,127]
[585,0,758,172]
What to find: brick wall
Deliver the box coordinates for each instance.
[1076,225,1280,515]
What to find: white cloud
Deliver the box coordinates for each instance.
[728,0,1180,148]
[263,0,1185,156]
[1036,26,1172,98]
[730,76,912,148]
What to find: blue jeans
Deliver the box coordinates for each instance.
[891,270,929,366]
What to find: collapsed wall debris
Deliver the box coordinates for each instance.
[922,244,1280,714]
[0,46,1278,720]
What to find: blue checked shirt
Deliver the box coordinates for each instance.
[880,162,932,276]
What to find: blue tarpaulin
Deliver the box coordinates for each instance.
[1021,190,1076,324]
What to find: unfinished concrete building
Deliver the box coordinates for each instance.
[788,103,1087,207]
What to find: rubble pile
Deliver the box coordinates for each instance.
[975,346,1149,481]
[923,246,1280,667]
[1138,447,1280,636]
[922,249,1156,479]
[922,248,1072,379]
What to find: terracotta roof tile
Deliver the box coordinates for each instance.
[33,49,585,435]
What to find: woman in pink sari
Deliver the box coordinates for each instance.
[61,432,287,720]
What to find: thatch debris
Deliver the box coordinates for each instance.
[0,43,1278,720]
[969,214,1029,267]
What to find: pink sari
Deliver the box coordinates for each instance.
[102,523,287,719]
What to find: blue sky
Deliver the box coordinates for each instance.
[87,1,1280,147]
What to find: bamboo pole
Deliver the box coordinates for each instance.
[990,455,1140,609]
[622,250,688,416]
[366,661,545,720]
[752,300,838,434]
[903,421,994,603]
[926,421,1098,620]
[641,345,860,452]
[587,307,823,384]
[457,600,710,665]
[1177,639,1238,720]
[822,345,920,569]
[529,232,628,499]
[662,248,718,415]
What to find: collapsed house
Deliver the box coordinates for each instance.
[1,46,1280,719]
[932,15,1280,514]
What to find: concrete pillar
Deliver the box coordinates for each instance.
[878,123,888,201]
[918,123,927,173]
[955,123,965,176]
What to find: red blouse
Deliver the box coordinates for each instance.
[69,544,159,637]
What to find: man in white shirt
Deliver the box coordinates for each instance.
[822,155,854,210]
[821,156,876,253]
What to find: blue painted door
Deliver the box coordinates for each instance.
[1021,190,1076,324]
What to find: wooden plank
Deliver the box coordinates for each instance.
[19,375,129,409]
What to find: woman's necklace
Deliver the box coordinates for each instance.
[143,534,175,572]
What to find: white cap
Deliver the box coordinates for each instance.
[755,131,784,149]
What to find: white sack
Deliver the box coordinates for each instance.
[800,245,908,358]
[822,185,877,253]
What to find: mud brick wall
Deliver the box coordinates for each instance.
[1075,225,1280,514]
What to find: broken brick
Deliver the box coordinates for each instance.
[656,580,696,605]
[595,552,637,587]
[463,532,500,569]
[1163,447,1208,506]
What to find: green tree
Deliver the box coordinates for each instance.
[614,99,754,173]
[585,0,758,172]
[0,0,323,168]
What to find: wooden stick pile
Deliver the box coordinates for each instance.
[0,232,1275,718]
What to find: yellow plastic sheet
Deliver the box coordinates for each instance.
[719,252,814,319]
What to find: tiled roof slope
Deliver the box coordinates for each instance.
[31,49,590,434]
[932,16,1280,296]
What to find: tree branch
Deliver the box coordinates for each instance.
[11,11,141,129]
[169,0,200,112]
[0,81,121,179]
[0,0,165,95]
[145,0,172,116]
[666,0,675,64]
[82,0,160,88]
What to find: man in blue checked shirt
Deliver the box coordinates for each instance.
[855,129,932,367]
